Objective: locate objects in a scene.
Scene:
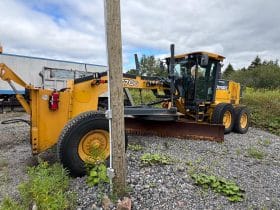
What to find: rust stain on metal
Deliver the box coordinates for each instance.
[125,118,224,142]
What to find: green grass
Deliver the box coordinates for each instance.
[0,161,76,210]
[129,89,158,105]
[246,147,266,160]
[258,139,271,147]
[242,88,280,135]
[128,143,144,151]
[0,158,8,169]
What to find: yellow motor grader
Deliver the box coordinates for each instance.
[0,46,249,176]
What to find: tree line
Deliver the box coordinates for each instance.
[127,54,280,89]
[223,56,280,89]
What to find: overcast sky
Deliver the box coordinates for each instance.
[0,0,279,71]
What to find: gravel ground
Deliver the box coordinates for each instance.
[0,112,279,210]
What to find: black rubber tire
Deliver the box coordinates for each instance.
[233,106,250,134]
[212,103,235,134]
[57,111,128,177]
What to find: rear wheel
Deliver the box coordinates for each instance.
[233,107,250,134]
[212,103,235,134]
[57,111,127,177]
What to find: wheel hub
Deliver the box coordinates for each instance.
[223,111,232,129]
[240,113,248,129]
[78,129,109,163]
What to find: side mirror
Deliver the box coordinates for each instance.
[200,54,209,66]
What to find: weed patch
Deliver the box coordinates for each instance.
[86,163,109,187]
[140,153,173,166]
[128,144,144,151]
[191,173,245,202]
[258,139,271,147]
[0,161,76,210]
[0,158,8,169]
[247,147,266,159]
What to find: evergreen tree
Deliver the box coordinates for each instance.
[223,63,235,79]
[248,56,261,70]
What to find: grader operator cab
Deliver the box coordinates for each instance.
[133,45,249,134]
[0,45,250,176]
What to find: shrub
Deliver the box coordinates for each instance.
[229,63,280,89]
[0,161,76,210]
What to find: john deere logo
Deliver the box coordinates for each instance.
[123,79,139,87]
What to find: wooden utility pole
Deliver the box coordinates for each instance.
[104,0,126,195]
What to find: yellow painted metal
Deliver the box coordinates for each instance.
[71,80,107,118]
[215,81,241,105]
[15,94,31,114]
[0,64,170,154]
[240,112,248,129]
[78,129,110,163]
[30,88,71,154]
[0,54,244,156]
[0,63,32,113]
[0,63,30,89]
[223,110,232,129]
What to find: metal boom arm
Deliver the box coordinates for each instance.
[0,63,31,114]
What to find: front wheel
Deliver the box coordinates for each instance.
[57,111,127,177]
[212,103,235,134]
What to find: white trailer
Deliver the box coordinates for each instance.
[0,53,106,96]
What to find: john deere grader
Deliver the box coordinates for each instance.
[0,47,249,176]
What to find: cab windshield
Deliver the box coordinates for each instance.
[173,57,217,101]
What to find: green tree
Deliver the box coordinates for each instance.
[230,62,280,89]
[126,55,167,77]
[225,56,280,89]
[248,56,261,70]
[223,63,235,79]
[126,68,139,75]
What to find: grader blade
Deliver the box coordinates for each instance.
[125,118,224,142]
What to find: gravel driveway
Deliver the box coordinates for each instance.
[0,112,279,209]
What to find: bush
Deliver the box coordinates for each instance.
[242,88,280,135]
[228,63,280,89]
[0,161,76,210]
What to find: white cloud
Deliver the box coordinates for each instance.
[0,0,279,70]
